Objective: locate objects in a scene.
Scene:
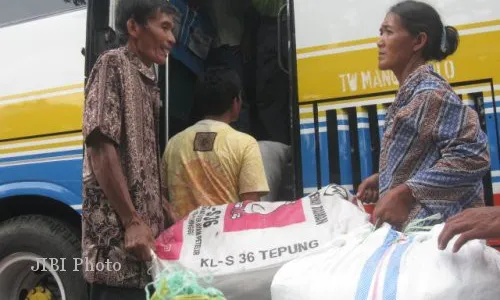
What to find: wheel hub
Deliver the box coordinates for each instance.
[0,252,65,300]
[27,286,53,300]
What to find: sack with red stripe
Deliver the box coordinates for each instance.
[154,184,370,300]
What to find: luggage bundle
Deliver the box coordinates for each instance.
[149,184,500,300]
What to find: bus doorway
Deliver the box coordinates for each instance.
[163,0,302,198]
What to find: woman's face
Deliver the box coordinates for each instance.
[377,13,416,72]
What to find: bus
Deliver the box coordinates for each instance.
[0,0,498,298]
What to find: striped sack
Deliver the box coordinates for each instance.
[271,222,500,300]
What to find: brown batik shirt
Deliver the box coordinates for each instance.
[82,46,164,288]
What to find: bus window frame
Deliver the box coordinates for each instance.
[0,0,85,28]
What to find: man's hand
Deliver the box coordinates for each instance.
[356,173,379,203]
[373,184,414,229]
[88,133,155,260]
[438,207,500,253]
[124,217,155,261]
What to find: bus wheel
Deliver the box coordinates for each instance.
[0,215,86,300]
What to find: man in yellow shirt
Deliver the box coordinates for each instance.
[161,66,269,219]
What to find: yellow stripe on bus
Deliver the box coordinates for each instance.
[0,91,84,140]
[296,22,500,103]
[299,112,314,119]
[0,83,84,101]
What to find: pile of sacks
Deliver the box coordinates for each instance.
[151,184,500,300]
[152,184,368,299]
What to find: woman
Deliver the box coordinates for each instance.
[356,0,490,230]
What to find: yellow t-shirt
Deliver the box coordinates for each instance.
[161,119,269,219]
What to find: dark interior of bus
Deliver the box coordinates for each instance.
[159,1,292,145]
[85,0,301,199]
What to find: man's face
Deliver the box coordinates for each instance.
[132,9,176,66]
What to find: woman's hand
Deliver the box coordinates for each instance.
[373,184,415,229]
[356,173,379,203]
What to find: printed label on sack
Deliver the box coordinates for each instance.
[198,239,320,269]
[156,205,225,260]
[223,200,306,232]
[154,184,368,271]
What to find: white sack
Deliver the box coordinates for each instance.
[155,184,370,300]
[271,222,500,300]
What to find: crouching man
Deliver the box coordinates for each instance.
[161,66,269,220]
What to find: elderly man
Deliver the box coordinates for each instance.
[81,0,176,298]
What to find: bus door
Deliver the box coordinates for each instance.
[291,0,500,211]
[160,0,303,199]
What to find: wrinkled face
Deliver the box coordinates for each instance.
[132,9,176,66]
[377,13,416,71]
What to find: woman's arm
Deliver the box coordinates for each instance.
[374,90,490,228]
[406,90,490,201]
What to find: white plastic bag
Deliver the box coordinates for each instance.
[258,140,291,202]
[271,222,500,300]
[155,184,370,300]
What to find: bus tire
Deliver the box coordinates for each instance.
[0,215,86,300]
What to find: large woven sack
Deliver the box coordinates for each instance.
[271,221,500,300]
[155,184,370,300]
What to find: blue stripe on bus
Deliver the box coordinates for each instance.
[483,102,493,108]
[300,121,326,130]
[377,110,387,143]
[319,131,330,187]
[337,111,353,187]
[495,100,500,145]
[485,112,500,171]
[357,115,373,180]
[0,158,83,211]
[337,119,349,125]
[301,133,318,190]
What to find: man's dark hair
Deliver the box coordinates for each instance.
[193,66,242,118]
[115,0,177,42]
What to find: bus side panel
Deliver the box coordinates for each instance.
[0,10,87,209]
[292,0,500,204]
[299,104,319,193]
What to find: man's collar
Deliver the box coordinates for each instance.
[123,45,157,82]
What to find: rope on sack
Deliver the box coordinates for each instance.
[145,251,226,300]
[402,213,442,235]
